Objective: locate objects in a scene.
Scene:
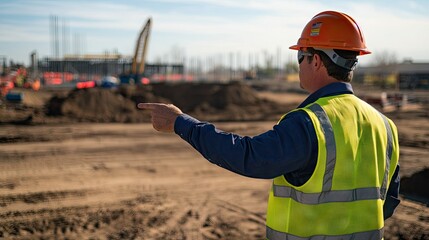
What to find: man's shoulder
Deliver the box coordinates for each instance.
[278,109,313,125]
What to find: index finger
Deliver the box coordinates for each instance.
[137,103,157,110]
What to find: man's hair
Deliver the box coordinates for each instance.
[306,47,359,82]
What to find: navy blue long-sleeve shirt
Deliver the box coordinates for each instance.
[174,82,400,219]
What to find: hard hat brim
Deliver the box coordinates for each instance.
[289,44,371,56]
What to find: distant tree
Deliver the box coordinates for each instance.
[370,50,398,66]
[170,45,185,64]
[284,61,299,74]
[255,53,276,78]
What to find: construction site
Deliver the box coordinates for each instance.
[1,16,429,240]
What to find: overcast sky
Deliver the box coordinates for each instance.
[1,0,428,67]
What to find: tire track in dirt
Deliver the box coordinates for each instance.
[0,193,162,239]
[0,190,87,207]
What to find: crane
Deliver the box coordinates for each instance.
[120,18,152,84]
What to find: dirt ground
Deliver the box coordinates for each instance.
[0,82,428,239]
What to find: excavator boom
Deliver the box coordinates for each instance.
[131,18,152,75]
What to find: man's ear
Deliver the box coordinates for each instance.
[312,53,323,70]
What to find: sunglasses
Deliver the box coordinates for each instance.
[298,50,313,64]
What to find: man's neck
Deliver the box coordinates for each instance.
[308,76,339,94]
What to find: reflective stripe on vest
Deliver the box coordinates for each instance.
[272,103,393,203]
[308,104,336,192]
[267,226,384,240]
[273,185,382,204]
[379,114,393,200]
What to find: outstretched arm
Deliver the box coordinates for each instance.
[138,102,317,179]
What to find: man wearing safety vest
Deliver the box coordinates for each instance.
[139,11,400,240]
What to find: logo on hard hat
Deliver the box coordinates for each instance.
[310,22,322,36]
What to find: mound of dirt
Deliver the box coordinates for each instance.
[46,88,152,123]
[141,81,291,121]
[44,82,291,123]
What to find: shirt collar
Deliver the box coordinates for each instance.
[298,82,354,108]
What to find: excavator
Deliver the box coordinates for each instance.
[120,17,152,84]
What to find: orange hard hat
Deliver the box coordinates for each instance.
[290,11,371,55]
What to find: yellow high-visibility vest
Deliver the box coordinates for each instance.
[266,94,399,240]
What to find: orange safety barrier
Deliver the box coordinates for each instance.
[76,81,96,89]
[43,72,74,85]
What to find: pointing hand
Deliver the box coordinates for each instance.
[137,103,183,132]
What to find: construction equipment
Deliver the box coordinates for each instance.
[0,56,12,96]
[120,18,152,84]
